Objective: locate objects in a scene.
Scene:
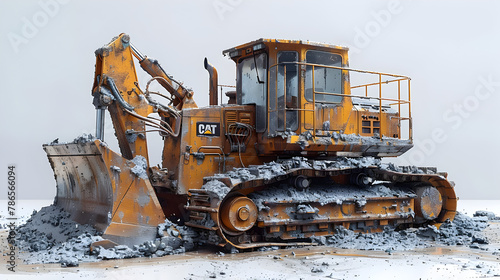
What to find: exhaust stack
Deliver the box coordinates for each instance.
[204,58,218,106]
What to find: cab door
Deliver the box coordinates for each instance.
[303,50,344,133]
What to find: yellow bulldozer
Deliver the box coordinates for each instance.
[43,34,456,249]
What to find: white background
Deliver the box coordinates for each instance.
[1,0,499,200]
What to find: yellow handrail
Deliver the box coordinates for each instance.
[267,61,412,141]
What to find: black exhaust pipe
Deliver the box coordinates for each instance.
[204,58,218,106]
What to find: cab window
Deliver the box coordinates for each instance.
[305,50,343,103]
[237,53,267,132]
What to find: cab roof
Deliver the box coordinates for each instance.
[222,38,349,57]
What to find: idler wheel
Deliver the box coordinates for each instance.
[414,185,443,222]
[220,196,258,233]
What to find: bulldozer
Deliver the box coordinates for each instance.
[43,33,457,249]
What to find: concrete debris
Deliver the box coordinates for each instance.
[211,156,434,188]
[311,226,426,251]
[431,212,490,246]
[110,165,121,173]
[16,205,98,252]
[73,133,96,144]
[59,257,79,268]
[91,220,198,260]
[15,204,198,266]
[222,161,288,183]
[474,210,499,220]
[13,203,495,267]
[311,267,324,273]
[15,205,99,265]
[215,156,384,186]
[44,133,96,146]
[291,131,408,149]
[296,204,319,214]
[322,121,330,131]
[130,156,148,179]
[384,163,427,174]
[202,180,230,199]
[311,212,490,251]
[249,183,414,211]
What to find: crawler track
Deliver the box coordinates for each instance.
[185,158,457,249]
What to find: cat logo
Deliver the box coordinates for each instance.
[196,122,220,137]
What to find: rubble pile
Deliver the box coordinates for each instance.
[15,202,494,267]
[15,205,198,266]
[312,211,490,251]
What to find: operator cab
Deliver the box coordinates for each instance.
[223,39,350,138]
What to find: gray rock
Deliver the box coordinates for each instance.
[474,210,497,220]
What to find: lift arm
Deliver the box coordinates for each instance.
[91,33,195,161]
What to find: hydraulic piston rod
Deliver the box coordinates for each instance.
[96,108,105,141]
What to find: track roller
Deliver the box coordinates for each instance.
[292,175,311,190]
[351,173,374,187]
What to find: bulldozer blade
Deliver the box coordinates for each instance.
[43,139,166,246]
